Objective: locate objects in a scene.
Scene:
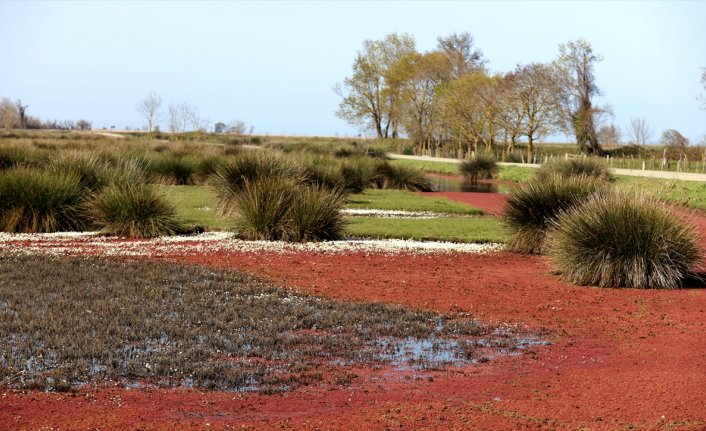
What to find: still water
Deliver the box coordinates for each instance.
[430,176,510,193]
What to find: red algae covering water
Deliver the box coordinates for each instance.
[1,193,705,430]
[420,190,508,215]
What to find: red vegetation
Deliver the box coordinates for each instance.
[2,193,705,430]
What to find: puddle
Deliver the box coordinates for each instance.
[373,331,550,371]
[430,176,510,193]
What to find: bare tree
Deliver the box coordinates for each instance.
[15,100,28,129]
[597,124,621,148]
[660,129,689,148]
[59,119,76,130]
[0,98,18,129]
[168,103,188,133]
[698,68,706,110]
[227,120,247,135]
[137,91,162,134]
[184,104,209,132]
[555,39,604,154]
[76,119,92,130]
[628,117,651,146]
[167,102,208,134]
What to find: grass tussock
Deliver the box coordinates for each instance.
[0,254,523,392]
[370,162,433,192]
[547,191,700,289]
[212,151,305,215]
[232,177,296,240]
[0,145,40,170]
[51,151,114,191]
[288,186,348,241]
[232,177,347,241]
[146,155,199,185]
[300,156,347,191]
[535,157,613,182]
[459,154,499,181]
[503,174,605,254]
[0,167,87,233]
[340,158,375,193]
[86,184,183,238]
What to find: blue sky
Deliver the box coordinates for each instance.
[2,0,705,143]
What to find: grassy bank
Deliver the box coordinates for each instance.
[159,185,499,241]
[346,216,507,243]
[347,189,483,214]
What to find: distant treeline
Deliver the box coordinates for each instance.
[0,97,91,131]
[336,33,704,159]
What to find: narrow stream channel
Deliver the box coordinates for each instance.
[430,175,510,193]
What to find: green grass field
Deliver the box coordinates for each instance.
[615,176,706,211]
[158,185,232,230]
[345,216,507,243]
[158,185,501,241]
[389,158,459,174]
[347,189,483,214]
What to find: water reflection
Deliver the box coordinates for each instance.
[431,176,507,193]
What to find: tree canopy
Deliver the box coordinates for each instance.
[336,34,607,158]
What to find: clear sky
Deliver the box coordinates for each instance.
[2,0,705,143]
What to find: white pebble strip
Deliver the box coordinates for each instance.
[0,232,503,257]
[341,209,443,219]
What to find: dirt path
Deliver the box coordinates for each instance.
[391,153,706,182]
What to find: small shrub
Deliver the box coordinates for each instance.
[535,158,612,182]
[503,175,605,254]
[289,186,347,241]
[232,177,297,241]
[547,191,699,289]
[86,184,183,238]
[370,162,432,192]
[459,154,499,181]
[0,167,87,233]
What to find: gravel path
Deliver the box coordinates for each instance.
[389,153,706,182]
